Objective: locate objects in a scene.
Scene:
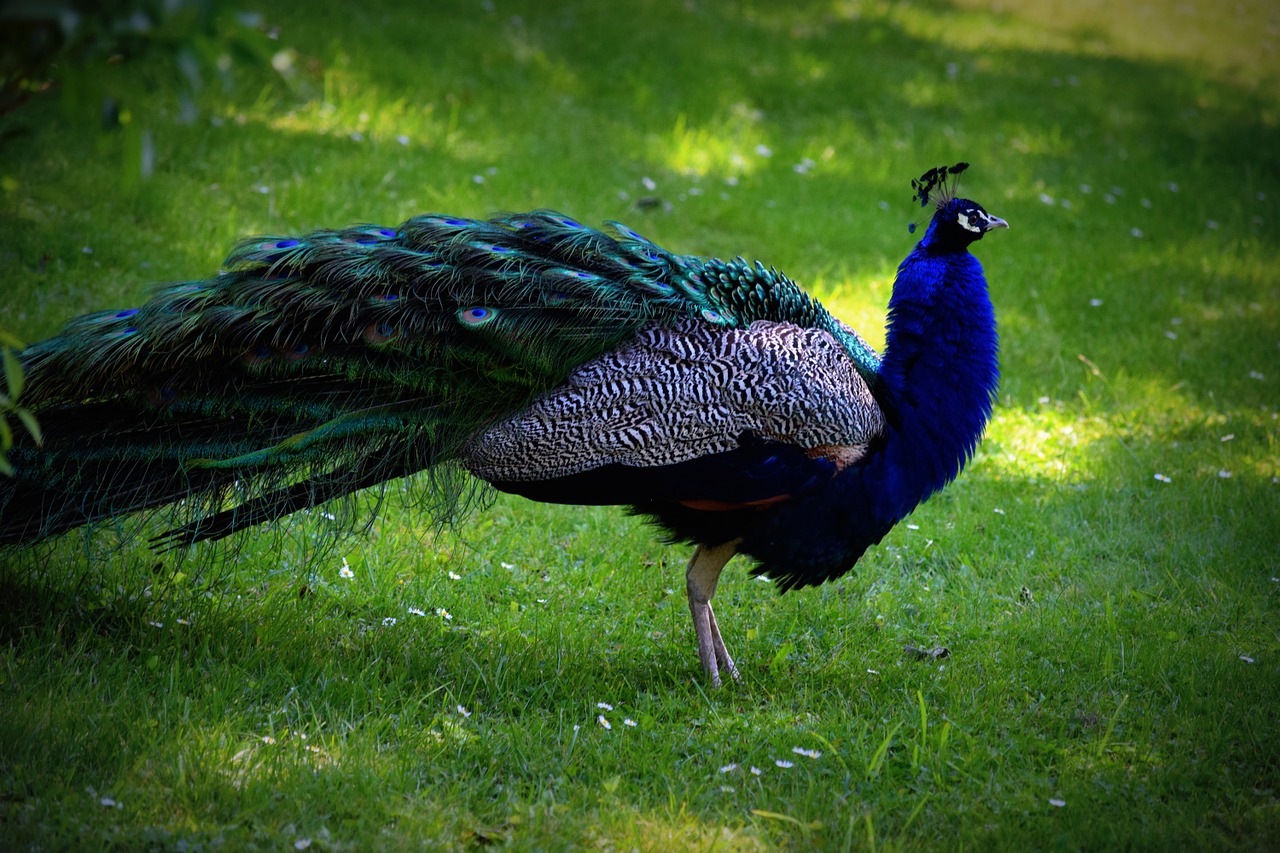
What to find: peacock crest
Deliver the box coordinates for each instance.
[908,162,970,233]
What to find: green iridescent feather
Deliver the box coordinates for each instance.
[0,210,878,548]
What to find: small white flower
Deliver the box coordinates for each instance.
[750,766,763,776]
[1039,193,1055,205]
[1167,182,1179,192]
[382,617,397,627]
[177,618,190,625]
[720,785,735,793]
[724,176,739,186]
[448,571,462,580]
[775,759,794,768]
[1249,371,1265,380]
[408,607,425,616]
[340,558,354,579]
[641,176,657,191]
[472,174,485,184]
[1140,198,1152,208]
[1079,184,1092,193]
[1221,434,1235,442]
[262,735,276,744]
[597,715,611,730]
[1049,798,1066,808]
[719,763,738,773]
[457,705,471,717]
[1206,220,1220,230]
[1240,655,1255,664]
[1130,227,1143,238]
[597,702,613,711]
[295,839,312,850]
[396,134,410,145]
[500,561,516,570]
[906,523,919,530]
[1089,298,1103,307]
[1218,470,1232,479]
[755,144,773,157]
[435,608,452,621]
[1165,330,1178,339]
[148,621,163,628]
[624,718,637,727]
[993,507,1006,515]
[792,747,822,759]
[1154,473,1172,483]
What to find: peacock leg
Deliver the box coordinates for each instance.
[685,540,741,687]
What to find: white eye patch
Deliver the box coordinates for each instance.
[956,211,982,233]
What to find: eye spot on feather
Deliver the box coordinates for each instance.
[283,343,311,362]
[459,307,496,326]
[114,308,139,319]
[364,322,398,344]
[147,385,178,407]
[701,308,733,324]
[274,239,300,249]
[378,228,396,238]
[243,345,273,365]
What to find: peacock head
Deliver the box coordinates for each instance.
[909,163,1008,252]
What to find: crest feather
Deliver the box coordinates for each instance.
[911,162,969,210]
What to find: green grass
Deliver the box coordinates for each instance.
[1,0,1278,848]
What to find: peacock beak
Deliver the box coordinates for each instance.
[984,214,1009,231]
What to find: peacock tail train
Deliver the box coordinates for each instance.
[0,210,882,557]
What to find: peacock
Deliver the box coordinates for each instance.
[0,163,1005,686]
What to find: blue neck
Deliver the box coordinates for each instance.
[869,244,999,520]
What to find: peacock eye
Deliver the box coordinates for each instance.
[458,306,497,326]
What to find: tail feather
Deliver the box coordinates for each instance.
[2,210,783,548]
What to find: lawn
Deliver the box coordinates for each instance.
[1,0,1277,849]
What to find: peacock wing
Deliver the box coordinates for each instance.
[464,317,886,505]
